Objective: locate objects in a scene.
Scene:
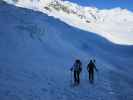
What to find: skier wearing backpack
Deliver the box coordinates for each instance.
[70,59,82,85]
[87,59,98,83]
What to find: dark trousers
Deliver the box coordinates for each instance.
[89,70,94,83]
[74,71,80,84]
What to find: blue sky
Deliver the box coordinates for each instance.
[66,0,133,11]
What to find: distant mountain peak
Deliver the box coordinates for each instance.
[3,0,133,23]
[3,0,133,45]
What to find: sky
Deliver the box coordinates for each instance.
[66,0,133,11]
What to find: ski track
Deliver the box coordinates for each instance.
[0,62,125,100]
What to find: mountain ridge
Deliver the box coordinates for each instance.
[3,0,133,45]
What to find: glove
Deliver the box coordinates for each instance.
[70,68,73,71]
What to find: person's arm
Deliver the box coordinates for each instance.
[87,64,89,71]
[80,62,82,72]
[70,67,73,71]
[70,63,75,71]
[94,64,98,71]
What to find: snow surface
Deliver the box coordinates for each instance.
[3,0,133,45]
[0,1,133,100]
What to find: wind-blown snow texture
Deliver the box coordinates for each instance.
[0,1,133,100]
[3,0,133,45]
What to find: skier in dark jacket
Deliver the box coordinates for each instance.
[71,59,82,85]
[87,59,98,83]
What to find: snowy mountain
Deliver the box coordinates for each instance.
[3,0,133,45]
[0,1,133,100]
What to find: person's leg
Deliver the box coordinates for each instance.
[74,71,77,84]
[91,71,95,84]
[90,71,93,83]
[92,71,94,81]
[89,71,91,81]
[77,71,80,84]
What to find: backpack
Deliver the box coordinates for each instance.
[74,62,82,72]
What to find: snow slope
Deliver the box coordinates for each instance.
[3,0,133,45]
[0,1,133,100]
